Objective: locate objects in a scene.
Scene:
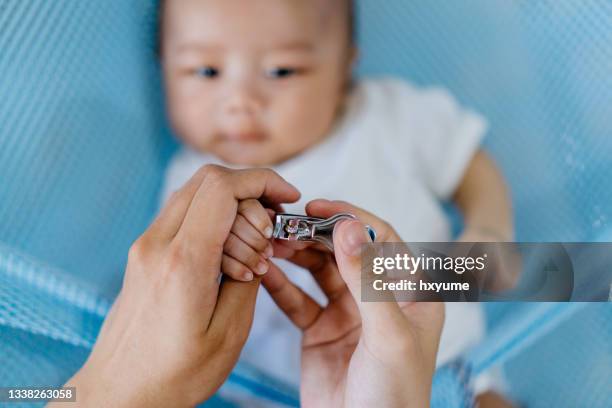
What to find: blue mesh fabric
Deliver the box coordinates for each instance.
[1,0,611,406]
[0,0,175,300]
[355,2,612,406]
[357,0,612,241]
[433,365,475,408]
[502,303,612,407]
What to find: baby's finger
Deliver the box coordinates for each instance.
[224,233,269,276]
[238,199,274,240]
[231,214,273,257]
[221,255,256,282]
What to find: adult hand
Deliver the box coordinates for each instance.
[57,165,300,408]
[263,200,445,408]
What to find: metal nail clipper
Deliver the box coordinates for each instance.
[272,213,377,252]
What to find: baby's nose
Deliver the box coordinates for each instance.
[224,80,263,117]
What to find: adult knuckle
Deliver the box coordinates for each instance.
[198,164,228,186]
[128,236,151,265]
[311,253,331,274]
[163,241,195,278]
[166,243,186,267]
[199,163,225,178]
[284,295,304,317]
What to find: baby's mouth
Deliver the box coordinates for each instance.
[223,131,266,143]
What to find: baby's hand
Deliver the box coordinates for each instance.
[222,199,274,281]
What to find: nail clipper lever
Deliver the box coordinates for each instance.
[272,213,376,252]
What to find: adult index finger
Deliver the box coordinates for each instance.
[176,166,300,255]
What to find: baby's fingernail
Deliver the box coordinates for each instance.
[244,272,254,281]
[264,244,274,258]
[264,226,273,239]
[256,261,269,275]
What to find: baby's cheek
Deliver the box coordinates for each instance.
[171,100,217,149]
[273,97,334,147]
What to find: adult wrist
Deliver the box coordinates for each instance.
[57,366,143,408]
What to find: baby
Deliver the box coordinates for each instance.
[158,0,514,406]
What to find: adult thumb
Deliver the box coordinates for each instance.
[334,220,404,330]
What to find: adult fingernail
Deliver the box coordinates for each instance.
[244,272,254,281]
[256,261,269,275]
[340,220,370,257]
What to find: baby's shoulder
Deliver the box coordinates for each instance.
[340,77,486,175]
[354,76,469,122]
[347,77,485,153]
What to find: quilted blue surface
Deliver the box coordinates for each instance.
[1,1,610,406]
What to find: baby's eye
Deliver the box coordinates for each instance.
[265,67,298,79]
[194,66,220,79]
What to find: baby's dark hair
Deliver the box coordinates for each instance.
[156,0,356,58]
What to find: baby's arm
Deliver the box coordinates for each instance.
[452,149,513,242]
[222,199,274,281]
[453,150,516,406]
[453,149,518,292]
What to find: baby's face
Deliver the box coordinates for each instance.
[162,0,354,166]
